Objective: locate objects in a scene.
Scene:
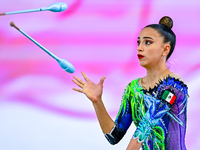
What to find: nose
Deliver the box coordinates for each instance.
[137,43,144,52]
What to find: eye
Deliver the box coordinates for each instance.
[137,40,140,46]
[145,40,152,45]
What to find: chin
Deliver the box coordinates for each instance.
[139,62,149,69]
[139,61,146,67]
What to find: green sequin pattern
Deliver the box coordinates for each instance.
[128,78,165,150]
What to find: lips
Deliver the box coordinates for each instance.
[137,54,144,59]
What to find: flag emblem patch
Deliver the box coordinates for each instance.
[162,90,176,105]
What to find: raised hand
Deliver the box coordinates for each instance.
[72,71,106,103]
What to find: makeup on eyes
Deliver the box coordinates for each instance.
[137,40,153,46]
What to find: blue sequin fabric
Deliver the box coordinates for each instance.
[105,76,188,150]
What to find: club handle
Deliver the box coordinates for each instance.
[5,8,43,15]
[10,22,75,73]
[19,29,59,60]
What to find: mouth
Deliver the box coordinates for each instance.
[137,54,144,59]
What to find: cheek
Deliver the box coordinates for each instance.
[145,48,163,62]
[149,45,163,56]
[146,47,158,56]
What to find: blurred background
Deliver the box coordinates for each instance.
[0,0,199,149]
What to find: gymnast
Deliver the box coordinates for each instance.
[72,16,188,150]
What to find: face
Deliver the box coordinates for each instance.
[137,27,170,69]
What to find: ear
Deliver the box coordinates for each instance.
[162,43,170,56]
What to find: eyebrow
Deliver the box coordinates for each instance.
[138,36,154,40]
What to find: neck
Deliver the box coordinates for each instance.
[144,64,170,89]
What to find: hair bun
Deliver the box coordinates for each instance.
[159,16,173,30]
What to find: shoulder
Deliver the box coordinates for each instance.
[162,73,187,88]
[124,78,141,93]
[165,73,188,90]
[168,73,184,82]
[157,75,189,106]
[159,74,188,96]
[127,78,140,87]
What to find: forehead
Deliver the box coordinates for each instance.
[139,27,161,39]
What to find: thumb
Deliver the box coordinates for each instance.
[99,76,106,85]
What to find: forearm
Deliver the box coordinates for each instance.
[93,98,115,133]
[126,138,142,150]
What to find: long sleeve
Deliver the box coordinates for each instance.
[105,84,132,145]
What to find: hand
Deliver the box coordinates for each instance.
[72,71,106,103]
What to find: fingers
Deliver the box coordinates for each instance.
[73,75,85,85]
[72,79,84,88]
[72,88,83,93]
[72,73,89,93]
[81,71,90,82]
[99,76,106,85]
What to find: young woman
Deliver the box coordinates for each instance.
[72,16,188,150]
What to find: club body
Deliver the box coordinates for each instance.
[1,2,67,15]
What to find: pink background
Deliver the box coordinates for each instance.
[0,0,199,149]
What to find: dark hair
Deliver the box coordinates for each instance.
[144,16,176,60]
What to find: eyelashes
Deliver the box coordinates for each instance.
[137,40,152,46]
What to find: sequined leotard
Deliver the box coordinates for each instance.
[105,76,188,150]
